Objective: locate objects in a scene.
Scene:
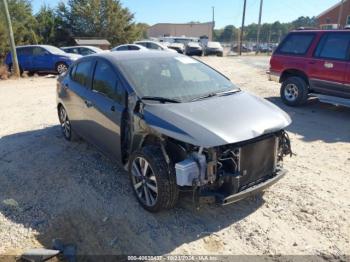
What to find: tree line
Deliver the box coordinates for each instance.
[214,16,318,43]
[1,0,318,60]
[0,0,148,60]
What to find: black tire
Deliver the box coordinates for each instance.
[56,62,68,74]
[129,146,179,212]
[8,63,23,75]
[58,105,78,141]
[280,76,309,106]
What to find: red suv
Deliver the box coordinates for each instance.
[268,30,350,107]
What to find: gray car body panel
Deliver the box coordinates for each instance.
[143,91,291,147]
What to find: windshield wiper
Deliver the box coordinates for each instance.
[141,96,181,103]
[191,89,240,102]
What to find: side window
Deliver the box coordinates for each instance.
[117,46,128,51]
[72,61,93,87]
[79,48,95,55]
[137,42,147,48]
[314,33,350,60]
[277,33,315,55]
[92,61,124,103]
[148,43,162,50]
[128,45,139,50]
[32,47,47,56]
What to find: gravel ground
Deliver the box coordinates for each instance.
[0,57,349,260]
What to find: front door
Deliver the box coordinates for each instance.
[84,59,126,162]
[31,46,53,71]
[308,32,350,98]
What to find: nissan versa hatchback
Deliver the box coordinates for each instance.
[57,51,292,212]
[268,30,350,107]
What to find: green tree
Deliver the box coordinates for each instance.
[0,0,39,61]
[35,5,56,44]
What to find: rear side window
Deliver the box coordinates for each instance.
[277,33,315,55]
[314,33,350,60]
[117,46,128,51]
[72,61,93,87]
[129,45,139,50]
[92,61,124,103]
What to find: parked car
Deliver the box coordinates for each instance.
[134,40,177,52]
[231,44,253,53]
[185,42,203,56]
[61,46,105,56]
[56,51,292,212]
[204,42,224,56]
[268,30,350,107]
[5,45,81,74]
[111,44,148,52]
[167,43,185,54]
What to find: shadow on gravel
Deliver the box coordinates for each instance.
[0,125,263,256]
[266,97,350,143]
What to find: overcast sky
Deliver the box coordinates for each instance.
[32,0,340,28]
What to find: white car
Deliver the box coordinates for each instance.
[61,46,106,56]
[111,44,148,52]
[134,41,177,52]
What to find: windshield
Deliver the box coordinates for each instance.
[118,56,238,102]
[44,45,67,55]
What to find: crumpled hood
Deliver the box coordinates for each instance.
[143,91,291,147]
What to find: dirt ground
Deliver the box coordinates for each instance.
[0,56,349,260]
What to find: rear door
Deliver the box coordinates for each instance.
[84,59,126,162]
[65,59,94,138]
[308,32,350,98]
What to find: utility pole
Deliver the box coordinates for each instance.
[256,0,263,54]
[2,0,20,77]
[337,0,345,29]
[239,0,247,56]
[212,6,215,41]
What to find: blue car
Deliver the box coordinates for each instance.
[5,45,81,74]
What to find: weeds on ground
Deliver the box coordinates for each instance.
[0,65,9,80]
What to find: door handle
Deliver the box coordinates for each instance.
[324,62,333,69]
[308,61,316,65]
[84,100,93,108]
[110,105,115,112]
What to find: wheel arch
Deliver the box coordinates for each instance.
[280,69,309,86]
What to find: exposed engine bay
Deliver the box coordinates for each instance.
[171,130,292,204]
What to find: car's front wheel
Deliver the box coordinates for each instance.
[129,146,179,212]
[56,62,68,74]
[280,76,309,106]
[58,105,73,141]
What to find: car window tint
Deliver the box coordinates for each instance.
[92,61,124,103]
[277,33,314,55]
[117,46,128,51]
[128,45,139,50]
[72,61,93,87]
[137,42,147,48]
[148,43,162,50]
[79,48,95,55]
[67,48,79,54]
[314,33,350,60]
[32,47,46,55]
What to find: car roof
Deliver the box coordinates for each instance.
[291,29,350,33]
[16,44,55,49]
[83,50,181,63]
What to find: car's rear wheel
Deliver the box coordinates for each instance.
[129,146,179,212]
[56,62,68,74]
[280,76,309,106]
[58,105,74,141]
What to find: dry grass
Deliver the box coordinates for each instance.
[0,65,9,80]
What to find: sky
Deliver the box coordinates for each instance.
[32,0,340,28]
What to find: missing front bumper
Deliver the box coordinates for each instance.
[199,168,287,205]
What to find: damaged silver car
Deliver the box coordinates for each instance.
[56,51,292,212]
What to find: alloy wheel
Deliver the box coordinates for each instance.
[59,107,71,139]
[284,83,299,102]
[131,157,158,207]
[57,63,68,74]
